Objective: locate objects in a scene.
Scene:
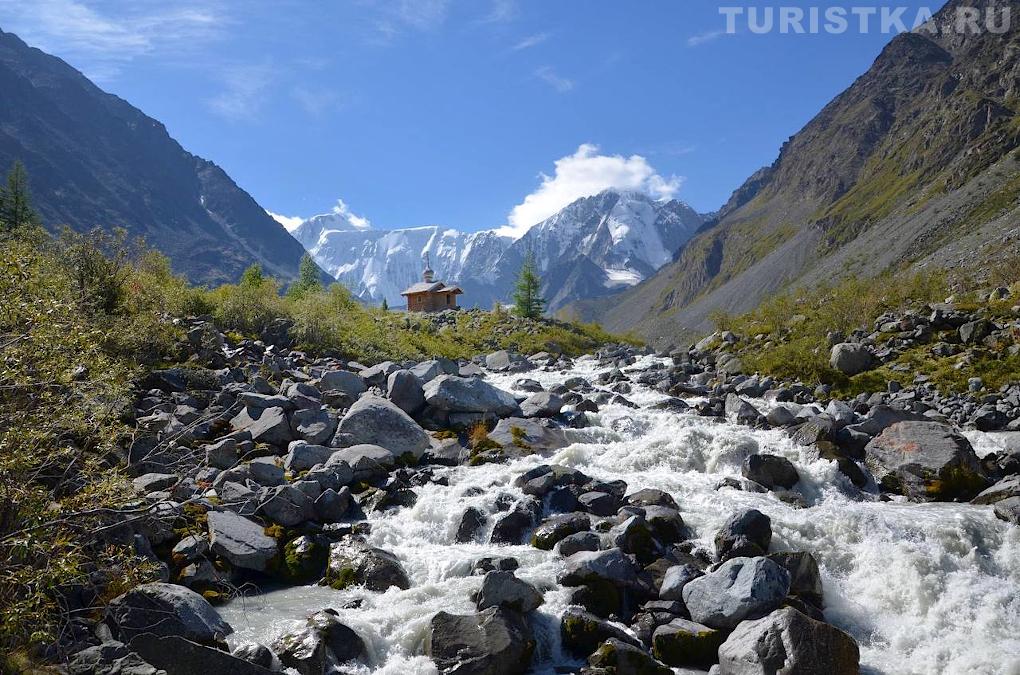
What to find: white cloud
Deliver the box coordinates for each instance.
[0,0,226,81]
[687,29,730,47]
[207,63,276,121]
[331,199,372,230]
[511,32,550,51]
[479,0,518,24]
[291,85,346,117]
[496,143,683,238]
[534,65,573,93]
[369,0,450,42]
[267,210,305,232]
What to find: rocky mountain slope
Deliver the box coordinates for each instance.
[292,190,704,311]
[0,28,313,285]
[572,0,1020,343]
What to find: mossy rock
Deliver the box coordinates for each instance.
[327,566,358,590]
[281,535,329,584]
[652,619,724,668]
[590,638,672,675]
[571,579,622,618]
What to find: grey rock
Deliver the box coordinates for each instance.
[207,510,278,571]
[257,484,315,527]
[284,442,335,472]
[171,535,209,564]
[289,408,337,446]
[488,417,568,450]
[716,607,860,674]
[67,642,164,675]
[248,456,286,486]
[555,531,600,556]
[424,375,521,417]
[742,454,800,490]
[318,370,367,397]
[387,370,426,414]
[426,607,535,675]
[327,444,396,481]
[272,609,366,675]
[520,391,563,418]
[326,538,411,591]
[559,548,639,588]
[715,509,772,561]
[659,564,703,601]
[230,406,293,447]
[205,437,240,470]
[972,476,1020,505]
[314,487,352,522]
[829,343,874,376]
[335,396,430,459]
[531,513,591,550]
[589,637,672,675]
[994,496,1020,526]
[129,634,273,675]
[105,582,232,646]
[476,571,544,613]
[682,556,791,629]
[456,507,488,543]
[652,618,724,669]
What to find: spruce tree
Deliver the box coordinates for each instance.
[240,263,265,288]
[1,161,41,231]
[295,253,322,294]
[381,297,389,311]
[512,249,546,319]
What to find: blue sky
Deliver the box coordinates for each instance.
[0,0,947,235]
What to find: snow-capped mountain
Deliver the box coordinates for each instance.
[287,190,704,311]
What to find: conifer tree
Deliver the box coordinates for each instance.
[381,297,389,311]
[512,248,546,319]
[1,161,41,231]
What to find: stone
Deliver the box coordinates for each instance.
[556,531,600,556]
[484,350,517,372]
[489,499,540,545]
[230,406,293,447]
[588,638,672,675]
[335,396,430,460]
[726,394,764,426]
[716,607,860,674]
[327,444,395,482]
[652,619,725,668]
[318,370,367,397]
[829,343,874,376]
[326,538,411,591]
[865,421,988,501]
[642,506,688,545]
[768,552,824,608]
[972,476,1020,505]
[205,437,240,470]
[742,454,800,490]
[289,408,337,446]
[520,391,563,418]
[959,319,993,344]
[314,487,352,522]
[531,513,591,550]
[424,375,521,417]
[476,571,544,613]
[272,609,366,675]
[426,607,535,675]
[133,473,178,493]
[257,484,315,527]
[560,548,639,588]
[387,370,426,414]
[766,405,798,427]
[105,582,232,646]
[457,507,488,543]
[560,607,641,658]
[577,491,621,517]
[715,509,772,561]
[207,510,278,572]
[658,564,703,601]
[626,488,679,510]
[248,456,286,486]
[488,417,568,450]
[128,634,273,675]
[994,496,1020,525]
[682,557,791,629]
[171,534,209,564]
[284,442,334,472]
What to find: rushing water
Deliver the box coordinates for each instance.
[220,355,1020,675]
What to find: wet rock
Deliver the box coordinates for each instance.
[335,396,430,460]
[682,556,791,629]
[272,609,366,675]
[281,535,329,584]
[326,538,411,591]
[426,607,535,675]
[742,454,800,490]
[578,491,622,517]
[387,370,426,415]
[532,513,591,550]
[865,421,988,501]
[560,607,641,658]
[490,499,541,545]
[588,638,672,675]
[767,551,824,608]
[560,548,640,588]
[715,509,772,561]
[766,405,797,427]
[476,571,544,613]
[652,618,724,668]
[829,343,873,376]
[424,375,521,417]
[207,510,278,572]
[726,394,764,426]
[625,489,679,510]
[716,607,860,674]
[105,582,232,646]
[994,496,1020,525]
[67,642,163,675]
[515,464,590,497]
[457,507,488,543]
[488,417,568,450]
[972,476,1020,505]
[641,506,688,545]
[609,515,657,563]
[232,643,276,669]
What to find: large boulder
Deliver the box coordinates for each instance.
[829,343,873,376]
[128,634,273,675]
[424,375,521,417]
[489,418,568,451]
[230,406,293,447]
[475,571,544,613]
[588,638,672,675]
[742,454,800,490]
[865,421,988,501]
[289,408,337,446]
[715,509,772,561]
[652,618,725,668]
[326,444,395,482]
[326,538,411,591]
[318,370,367,397]
[682,557,791,629]
[531,513,591,550]
[105,583,232,646]
[387,370,426,415]
[716,607,860,674]
[272,609,366,674]
[207,510,279,572]
[426,607,535,675]
[334,396,430,460]
[520,392,563,418]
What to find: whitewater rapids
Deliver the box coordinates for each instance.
[219,355,1020,675]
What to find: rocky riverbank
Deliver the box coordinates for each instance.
[59,318,1020,675]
